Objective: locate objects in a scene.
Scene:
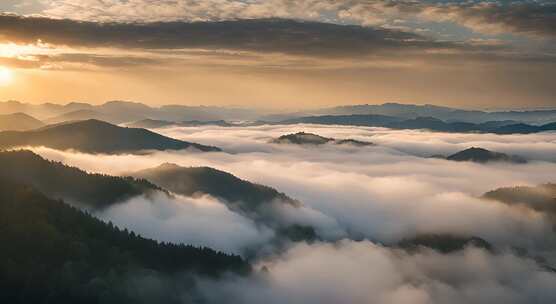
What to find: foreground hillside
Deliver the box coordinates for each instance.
[0,179,249,304]
[0,150,161,209]
[0,119,220,153]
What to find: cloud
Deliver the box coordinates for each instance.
[417,1,556,38]
[28,1,556,39]
[0,14,450,58]
[198,240,556,304]
[97,191,275,255]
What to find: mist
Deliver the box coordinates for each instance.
[198,240,556,304]
[21,124,556,302]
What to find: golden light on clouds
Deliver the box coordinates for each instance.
[0,67,12,86]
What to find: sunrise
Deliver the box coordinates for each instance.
[1,1,555,304]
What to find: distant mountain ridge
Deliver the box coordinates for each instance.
[0,112,44,131]
[5,100,556,126]
[279,114,556,134]
[0,100,263,124]
[128,119,234,128]
[0,119,220,154]
[310,103,556,124]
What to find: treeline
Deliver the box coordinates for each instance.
[0,179,249,304]
[0,150,162,209]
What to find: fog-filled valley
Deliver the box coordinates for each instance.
[3,0,556,300]
[2,116,555,303]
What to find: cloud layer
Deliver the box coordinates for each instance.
[22,123,556,302]
[28,125,556,260]
[199,240,556,304]
[28,1,556,39]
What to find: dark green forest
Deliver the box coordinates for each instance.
[131,163,301,215]
[0,150,163,209]
[0,178,249,304]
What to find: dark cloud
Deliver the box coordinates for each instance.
[423,1,556,38]
[0,14,456,57]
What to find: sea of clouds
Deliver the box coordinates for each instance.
[26,124,556,303]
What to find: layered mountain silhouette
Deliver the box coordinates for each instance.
[0,112,44,131]
[127,119,177,128]
[0,119,220,153]
[44,109,123,125]
[0,150,163,209]
[279,114,556,134]
[0,178,249,304]
[271,102,556,124]
[445,147,527,164]
[128,119,233,129]
[272,132,374,146]
[0,100,262,123]
[4,100,556,133]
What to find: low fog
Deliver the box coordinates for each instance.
[23,124,556,303]
[199,240,556,304]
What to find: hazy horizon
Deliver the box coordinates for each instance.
[1,1,555,109]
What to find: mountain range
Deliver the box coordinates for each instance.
[268,103,556,124]
[3,100,556,135]
[279,115,556,134]
[127,119,234,129]
[0,100,262,124]
[0,119,220,154]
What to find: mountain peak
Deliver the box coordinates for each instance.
[447,147,527,164]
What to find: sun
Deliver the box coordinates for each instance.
[0,67,13,86]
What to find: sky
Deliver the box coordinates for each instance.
[0,1,555,109]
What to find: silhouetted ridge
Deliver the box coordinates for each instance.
[278,114,556,134]
[131,163,301,214]
[130,163,320,244]
[0,150,162,209]
[0,119,220,153]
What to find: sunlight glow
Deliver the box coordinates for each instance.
[0,67,13,86]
